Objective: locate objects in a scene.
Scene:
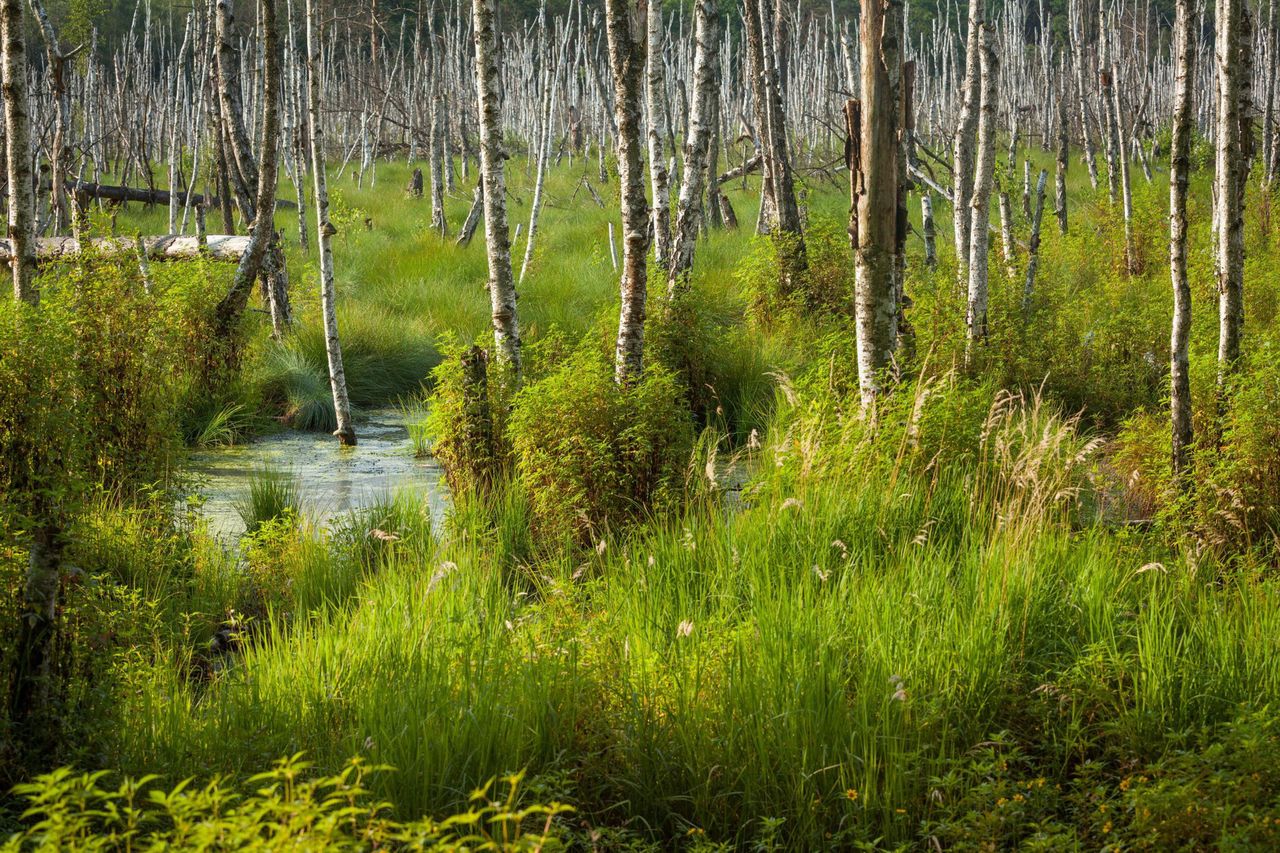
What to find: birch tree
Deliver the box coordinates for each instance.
[212,0,288,340]
[2,0,62,731]
[666,0,719,293]
[1215,0,1252,387]
[646,0,671,270]
[952,0,982,283]
[1170,0,1195,480]
[606,0,650,385]
[305,0,356,445]
[3,0,34,302]
[965,26,997,358]
[472,0,521,374]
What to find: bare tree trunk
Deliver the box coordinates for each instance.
[921,192,936,268]
[849,0,904,407]
[646,0,671,270]
[28,0,70,235]
[667,0,719,293]
[965,26,997,360]
[213,0,283,340]
[1055,88,1069,235]
[1170,0,1195,481]
[305,0,355,445]
[1022,169,1047,313]
[3,0,35,302]
[606,0,650,385]
[472,0,520,375]
[430,89,448,235]
[1216,0,1252,388]
[997,186,1016,278]
[519,17,567,283]
[952,0,982,283]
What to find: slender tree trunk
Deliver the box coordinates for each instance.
[667,0,719,293]
[213,0,283,340]
[952,0,982,284]
[606,0,650,385]
[1170,0,1195,481]
[3,0,35,302]
[1022,169,1047,314]
[472,0,520,374]
[1216,0,1252,388]
[305,0,355,445]
[3,0,61,732]
[28,0,69,235]
[965,26,997,360]
[430,88,448,235]
[646,0,671,270]
[1055,88,1069,234]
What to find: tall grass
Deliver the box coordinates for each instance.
[112,440,1280,846]
[233,468,302,533]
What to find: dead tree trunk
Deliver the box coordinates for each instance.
[472,0,521,374]
[666,0,720,294]
[965,26,997,360]
[606,0,650,385]
[849,0,905,407]
[304,0,355,445]
[28,0,71,235]
[1170,0,1195,481]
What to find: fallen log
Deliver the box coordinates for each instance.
[0,235,251,263]
[715,153,763,186]
[50,181,298,211]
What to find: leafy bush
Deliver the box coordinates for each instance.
[739,218,853,326]
[423,339,514,496]
[4,756,570,851]
[508,352,693,545]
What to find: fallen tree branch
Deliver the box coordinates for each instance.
[0,235,251,263]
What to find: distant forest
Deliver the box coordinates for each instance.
[40,0,1186,57]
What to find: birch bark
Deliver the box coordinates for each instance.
[305,0,356,445]
[472,0,521,374]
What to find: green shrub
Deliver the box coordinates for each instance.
[509,352,693,545]
[739,218,853,327]
[4,756,570,851]
[423,339,514,495]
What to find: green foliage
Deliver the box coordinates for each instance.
[740,219,853,326]
[423,338,513,496]
[509,352,694,545]
[4,756,569,851]
[646,289,774,442]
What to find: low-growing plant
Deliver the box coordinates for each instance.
[4,756,571,851]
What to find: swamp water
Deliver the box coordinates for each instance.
[185,409,449,540]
